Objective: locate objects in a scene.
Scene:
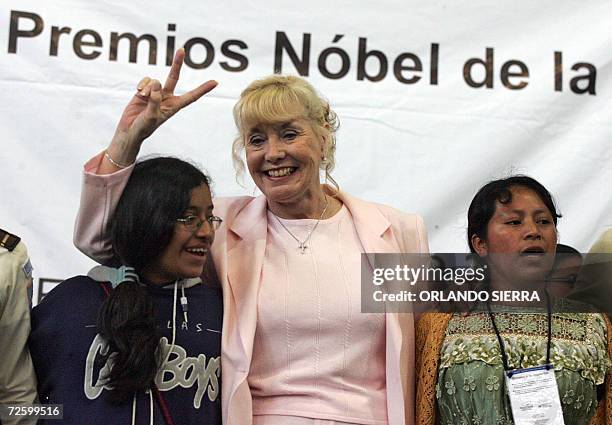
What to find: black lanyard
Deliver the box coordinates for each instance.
[486,290,553,378]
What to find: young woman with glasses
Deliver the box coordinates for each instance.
[30,157,224,425]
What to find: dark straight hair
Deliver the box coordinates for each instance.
[467,175,561,253]
[98,157,210,403]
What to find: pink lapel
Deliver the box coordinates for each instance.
[226,195,269,367]
[335,189,400,254]
[338,189,413,424]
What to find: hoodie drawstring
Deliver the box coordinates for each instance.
[149,389,154,425]
[131,393,137,425]
[123,280,181,425]
[180,281,189,324]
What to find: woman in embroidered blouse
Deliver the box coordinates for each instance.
[415,176,611,425]
[74,49,428,425]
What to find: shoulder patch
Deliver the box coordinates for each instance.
[23,257,33,278]
[0,228,21,251]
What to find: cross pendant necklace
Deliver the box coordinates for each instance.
[274,196,329,254]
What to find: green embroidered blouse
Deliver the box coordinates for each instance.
[436,309,610,425]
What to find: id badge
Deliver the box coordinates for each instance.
[505,365,565,425]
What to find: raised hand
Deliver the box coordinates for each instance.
[103,48,217,173]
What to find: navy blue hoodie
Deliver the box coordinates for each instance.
[29,276,222,425]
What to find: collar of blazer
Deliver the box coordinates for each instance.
[227,185,396,250]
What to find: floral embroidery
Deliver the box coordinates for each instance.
[566,320,585,338]
[495,314,510,330]
[574,395,584,410]
[485,375,500,391]
[439,312,610,385]
[562,389,575,405]
[445,380,456,395]
[522,319,538,334]
[463,376,476,392]
[436,311,610,425]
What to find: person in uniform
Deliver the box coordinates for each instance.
[0,228,38,425]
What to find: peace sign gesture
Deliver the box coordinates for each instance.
[103,48,217,173]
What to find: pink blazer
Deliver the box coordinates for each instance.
[74,157,429,425]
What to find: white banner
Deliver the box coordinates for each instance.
[1,1,611,301]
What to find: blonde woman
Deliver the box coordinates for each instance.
[75,49,428,425]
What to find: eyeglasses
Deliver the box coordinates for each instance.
[176,215,223,232]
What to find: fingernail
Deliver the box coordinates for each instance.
[140,90,147,96]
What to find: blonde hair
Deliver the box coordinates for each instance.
[232,75,339,188]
